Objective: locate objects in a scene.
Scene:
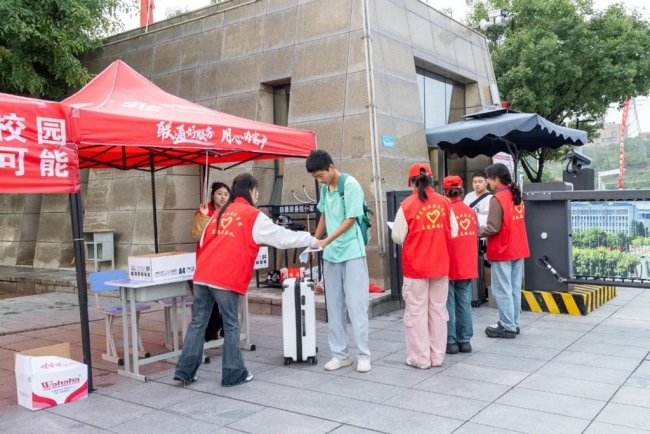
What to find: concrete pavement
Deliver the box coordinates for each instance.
[1,288,650,433]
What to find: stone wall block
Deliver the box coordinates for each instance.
[288,75,346,123]
[295,0,352,44]
[293,33,349,83]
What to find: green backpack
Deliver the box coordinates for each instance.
[332,173,374,246]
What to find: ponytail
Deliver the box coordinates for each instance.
[215,173,258,228]
[410,169,433,202]
[486,163,522,205]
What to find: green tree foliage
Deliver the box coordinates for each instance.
[573,247,640,277]
[0,0,136,100]
[164,6,189,18]
[466,0,650,182]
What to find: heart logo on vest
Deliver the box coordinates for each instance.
[426,210,440,225]
[220,217,233,229]
[459,218,471,231]
[514,204,523,214]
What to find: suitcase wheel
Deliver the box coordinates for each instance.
[308,356,317,365]
[316,347,319,353]
[250,345,256,351]
[204,357,211,364]
[284,357,292,366]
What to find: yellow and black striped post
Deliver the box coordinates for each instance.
[521,285,616,316]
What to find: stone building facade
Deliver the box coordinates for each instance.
[0,0,497,287]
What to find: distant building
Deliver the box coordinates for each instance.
[591,123,622,146]
[571,202,639,236]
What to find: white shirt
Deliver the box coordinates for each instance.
[464,191,491,215]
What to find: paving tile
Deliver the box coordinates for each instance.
[440,363,530,387]
[452,423,524,434]
[461,352,547,373]
[109,410,214,434]
[625,361,650,389]
[595,402,650,431]
[109,381,196,409]
[414,375,511,402]
[228,408,340,434]
[584,421,650,434]
[368,329,405,343]
[343,364,438,387]
[93,370,145,396]
[470,403,590,434]
[372,353,455,372]
[204,379,379,423]
[284,355,356,376]
[517,373,618,401]
[589,326,650,342]
[46,393,154,429]
[164,393,263,426]
[347,405,462,434]
[536,362,630,386]
[612,386,650,409]
[480,341,563,361]
[7,411,106,434]
[566,340,649,360]
[384,388,489,420]
[365,338,406,353]
[328,427,381,434]
[312,376,406,403]
[553,350,641,372]
[254,366,332,389]
[497,387,606,420]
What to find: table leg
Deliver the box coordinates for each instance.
[172,297,179,354]
[181,296,187,344]
[129,287,141,378]
[121,287,130,373]
[240,294,255,351]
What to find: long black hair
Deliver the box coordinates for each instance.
[210,182,230,209]
[409,169,433,202]
[215,173,259,227]
[486,163,522,205]
[444,188,464,199]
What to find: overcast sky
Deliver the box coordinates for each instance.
[120,0,648,131]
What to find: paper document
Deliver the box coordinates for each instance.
[387,221,394,230]
[478,214,488,228]
[299,246,323,263]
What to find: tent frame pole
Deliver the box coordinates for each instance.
[69,192,94,393]
[150,154,159,253]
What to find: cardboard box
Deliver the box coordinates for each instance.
[15,342,88,411]
[128,252,196,282]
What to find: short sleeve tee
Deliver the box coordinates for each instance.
[317,175,366,263]
[464,191,491,215]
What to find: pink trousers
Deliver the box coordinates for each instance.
[402,276,449,367]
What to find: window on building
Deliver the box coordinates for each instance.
[415,69,464,129]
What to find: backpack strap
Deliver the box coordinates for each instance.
[337,173,349,200]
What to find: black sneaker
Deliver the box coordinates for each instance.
[446,343,459,354]
[458,342,472,353]
[498,321,520,335]
[173,375,197,385]
[485,323,516,339]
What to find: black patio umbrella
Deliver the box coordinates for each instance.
[425,107,588,158]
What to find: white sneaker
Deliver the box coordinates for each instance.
[356,359,372,373]
[406,358,430,370]
[324,357,353,371]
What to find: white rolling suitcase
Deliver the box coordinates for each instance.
[282,277,318,365]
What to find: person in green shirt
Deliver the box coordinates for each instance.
[307,150,371,373]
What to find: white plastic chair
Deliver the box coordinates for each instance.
[89,270,150,365]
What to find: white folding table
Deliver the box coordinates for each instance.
[105,277,255,381]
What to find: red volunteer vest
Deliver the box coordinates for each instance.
[486,188,530,261]
[193,198,261,295]
[400,188,452,279]
[449,199,479,281]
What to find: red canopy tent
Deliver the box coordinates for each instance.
[63,60,316,170]
[62,60,317,253]
[2,61,317,393]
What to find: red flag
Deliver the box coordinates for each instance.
[140,0,155,27]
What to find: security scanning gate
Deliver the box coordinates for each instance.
[524,185,650,296]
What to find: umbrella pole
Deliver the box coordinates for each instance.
[150,155,159,253]
[69,192,94,393]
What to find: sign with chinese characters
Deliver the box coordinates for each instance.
[155,121,269,150]
[254,246,269,270]
[493,152,515,179]
[272,204,317,215]
[0,100,79,194]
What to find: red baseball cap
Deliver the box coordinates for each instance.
[443,176,463,190]
[408,163,432,186]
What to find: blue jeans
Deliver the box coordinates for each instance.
[324,257,371,361]
[491,259,523,333]
[447,279,473,344]
[175,284,248,386]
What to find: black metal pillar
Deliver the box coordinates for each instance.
[68,192,94,392]
[150,155,159,253]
